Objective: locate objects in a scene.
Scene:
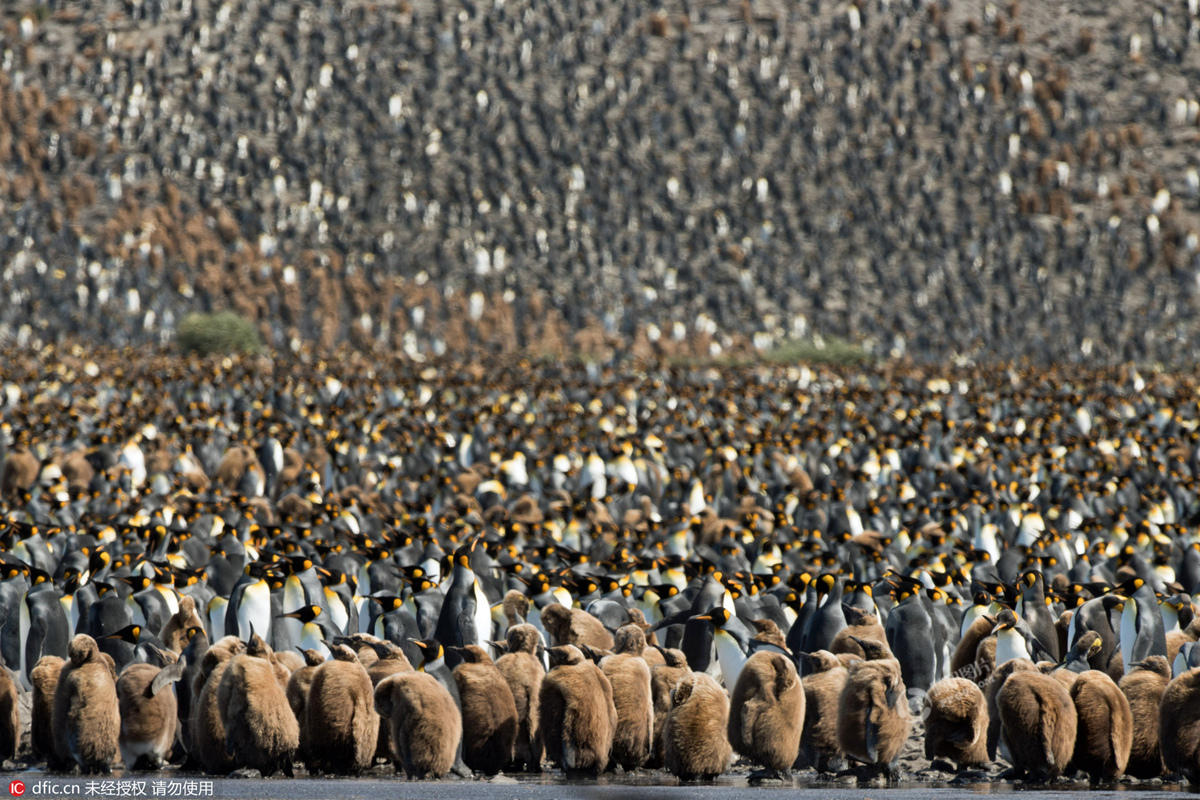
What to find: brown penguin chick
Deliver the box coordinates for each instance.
[373,671,462,779]
[30,655,64,764]
[451,644,518,774]
[1119,655,1170,778]
[245,632,291,687]
[983,658,1037,761]
[0,441,38,498]
[600,646,654,770]
[830,609,891,660]
[494,624,545,771]
[837,657,912,778]
[273,650,305,674]
[1166,617,1200,668]
[996,670,1077,779]
[747,619,789,657]
[304,644,379,774]
[159,595,205,653]
[358,639,414,764]
[502,589,531,629]
[1069,669,1132,780]
[613,622,664,667]
[650,648,692,768]
[52,634,120,773]
[662,671,733,781]
[1159,665,1200,783]
[116,659,187,769]
[217,648,300,776]
[798,650,849,772]
[191,635,245,773]
[0,666,19,763]
[974,635,997,686]
[950,615,996,682]
[727,650,805,778]
[540,603,615,651]
[285,649,325,765]
[922,677,989,769]
[539,644,618,775]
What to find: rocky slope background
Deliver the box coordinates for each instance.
[1,0,1199,364]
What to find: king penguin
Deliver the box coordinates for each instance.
[1119,577,1167,674]
[434,540,493,669]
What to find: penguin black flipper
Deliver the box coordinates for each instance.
[149,658,187,696]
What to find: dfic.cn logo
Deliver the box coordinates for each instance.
[8,780,24,797]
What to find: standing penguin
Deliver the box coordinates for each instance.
[285,649,326,766]
[1119,655,1170,778]
[1119,578,1168,675]
[304,644,378,774]
[434,541,493,668]
[884,585,935,702]
[922,677,989,770]
[30,655,64,765]
[190,635,246,774]
[662,671,733,781]
[727,650,805,780]
[52,634,120,773]
[599,637,654,770]
[837,657,912,780]
[116,657,186,769]
[1160,665,1200,783]
[217,639,300,776]
[539,644,618,775]
[0,665,18,763]
[1017,571,1061,662]
[374,670,462,779]
[451,644,518,774]
[494,624,545,771]
[801,574,847,654]
[797,650,848,772]
[1069,669,1132,780]
[996,670,1077,779]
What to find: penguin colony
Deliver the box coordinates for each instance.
[2,0,1200,366]
[7,354,1200,786]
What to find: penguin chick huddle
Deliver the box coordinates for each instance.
[8,350,1200,784]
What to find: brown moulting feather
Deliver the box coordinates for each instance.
[540,604,615,652]
[495,624,545,771]
[649,648,691,768]
[304,644,378,774]
[836,657,911,777]
[922,677,989,769]
[1160,666,1200,784]
[30,655,64,766]
[727,650,805,775]
[1069,669,1132,780]
[1119,655,1169,779]
[662,672,732,781]
[996,670,1077,780]
[798,650,848,773]
[452,644,518,775]
[539,644,618,775]
[374,671,462,779]
[217,647,300,777]
[600,649,654,770]
[116,659,186,770]
[52,635,120,774]
[190,636,245,774]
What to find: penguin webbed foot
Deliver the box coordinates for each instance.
[450,758,473,779]
[748,767,791,784]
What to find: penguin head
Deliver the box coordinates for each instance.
[102,623,144,644]
[411,638,443,668]
[370,594,403,612]
[547,644,585,667]
[994,608,1019,631]
[280,603,322,623]
[695,606,733,630]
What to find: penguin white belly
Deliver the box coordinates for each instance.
[714,631,747,689]
[994,631,1030,666]
[18,595,30,690]
[300,623,331,659]
[473,582,493,654]
[355,596,371,633]
[238,581,272,641]
[325,589,349,633]
[208,597,227,639]
[278,578,306,645]
[1120,602,1138,674]
[60,595,78,638]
